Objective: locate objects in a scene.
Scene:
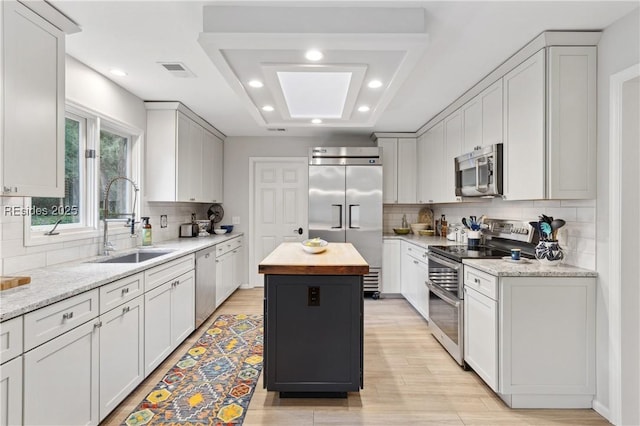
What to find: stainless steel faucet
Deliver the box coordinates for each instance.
[103,176,139,255]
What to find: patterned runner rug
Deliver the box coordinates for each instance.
[124,314,263,426]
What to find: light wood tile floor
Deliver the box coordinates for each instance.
[102,288,610,425]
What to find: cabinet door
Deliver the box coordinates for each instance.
[464,286,498,391]
[400,243,413,301]
[462,98,482,154]
[172,271,195,346]
[0,356,22,426]
[397,138,417,203]
[377,138,397,203]
[2,1,64,197]
[231,246,243,293]
[24,320,99,426]
[212,134,224,203]
[414,259,430,320]
[503,50,545,200]
[481,79,503,148]
[99,296,144,421]
[382,239,401,294]
[144,281,173,376]
[202,130,216,203]
[547,46,596,199]
[443,111,462,202]
[177,114,203,202]
[422,122,444,203]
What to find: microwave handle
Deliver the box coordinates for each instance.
[475,157,489,193]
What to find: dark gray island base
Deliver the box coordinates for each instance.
[258,243,369,397]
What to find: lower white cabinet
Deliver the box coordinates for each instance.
[382,239,401,294]
[464,285,498,391]
[99,295,145,421]
[145,270,195,376]
[24,320,100,425]
[0,356,22,426]
[400,242,429,320]
[215,237,243,307]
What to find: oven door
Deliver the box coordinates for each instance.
[426,280,464,366]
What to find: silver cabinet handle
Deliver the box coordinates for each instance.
[413,260,419,265]
[121,288,129,295]
[94,321,102,329]
[122,306,130,314]
[205,253,210,259]
[474,278,480,284]
[62,312,74,320]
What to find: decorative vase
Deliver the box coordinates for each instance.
[535,240,564,265]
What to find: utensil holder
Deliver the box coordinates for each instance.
[535,240,565,265]
[467,230,481,248]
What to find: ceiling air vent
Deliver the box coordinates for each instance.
[158,62,196,78]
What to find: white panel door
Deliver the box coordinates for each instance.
[397,138,417,204]
[443,111,463,202]
[0,356,22,426]
[377,138,398,203]
[251,158,308,286]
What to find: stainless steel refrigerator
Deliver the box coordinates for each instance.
[308,147,383,295]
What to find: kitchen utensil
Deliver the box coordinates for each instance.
[550,219,566,240]
[1,276,31,291]
[539,221,553,240]
[462,218,470,229]
[393,228,410,235]
[510,248,521,260]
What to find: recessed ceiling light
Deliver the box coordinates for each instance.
[305,50,324,61]
[358,105,371,112]
[262,105,274,112]
[248,80,264,88]
[311,118,322,124]
[110,68,127,77]
[367,80,383,89]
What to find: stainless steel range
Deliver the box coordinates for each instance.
[425,218,538,367]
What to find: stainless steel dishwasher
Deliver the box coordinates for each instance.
[195,245,216,328]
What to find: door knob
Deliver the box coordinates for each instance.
[295,227,303,235]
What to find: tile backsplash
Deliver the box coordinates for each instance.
[384,198,596,270]
[0,197,212,275]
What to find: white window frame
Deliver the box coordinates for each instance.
[24,103,142,247]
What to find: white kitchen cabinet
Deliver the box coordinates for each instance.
[215,236,243,306]
[1,1,65,197]
[0,356,22,426]
[99,295,145,421]
[400,241,429,320]
[442,111,463,203]
[462,79,503,153]
[145,102,224,202]
[144,270,195,376]
[203,130,224,203]
[24,319,100,425]
[503,47,596,200]
[374,135,417,204]
[382,239,401,294]
[417,122,444,204]
[464,268,498,391]
[463,264,596,408]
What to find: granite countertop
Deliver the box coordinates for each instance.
[463,258,598,277]
[383,233,460,249]
[0,233,243,322]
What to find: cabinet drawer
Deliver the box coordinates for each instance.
[145,254,194,292]
[402,241,427,261]
[99,272,144,314]
[0,316,23,364]
[216,237,242,258]
[464,266,498,300]
[24,289,99,351]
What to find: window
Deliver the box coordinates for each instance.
[27,105,140,244]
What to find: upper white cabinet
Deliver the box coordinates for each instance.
[443,111,463,203]
[462,79,503,153]
[145,102,224,203]
[417,122,444,204]
[374,135,417,204]
[1,1,77,197]
[503,47,596,200]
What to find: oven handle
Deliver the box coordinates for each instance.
[426,280,461,308]
[426,251,463,271]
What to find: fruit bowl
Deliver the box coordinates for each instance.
[220,225,234,233]
[301,238,328,254]
[410,223,428,234]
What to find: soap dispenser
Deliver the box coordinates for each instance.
[141,217,152,246]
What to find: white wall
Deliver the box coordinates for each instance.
[0,56,209,275]
[222,135,373,283]
[594,6,640,419]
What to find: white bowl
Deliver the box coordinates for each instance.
[410,223,428,234]
[213,228,227,235]
[301,239,328,254]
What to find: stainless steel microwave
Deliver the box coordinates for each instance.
[454,144,503,197]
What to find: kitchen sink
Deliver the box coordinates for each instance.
[92,249,176,264]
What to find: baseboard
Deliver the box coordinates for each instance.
[592,399,612,424]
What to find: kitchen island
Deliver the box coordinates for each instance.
[258,242,368,397]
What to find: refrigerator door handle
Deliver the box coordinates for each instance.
[348,204,360,229]
[331,204,343,229]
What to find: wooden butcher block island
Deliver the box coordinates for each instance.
[259,242,369,397]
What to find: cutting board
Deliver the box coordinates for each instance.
[1,276,31,291]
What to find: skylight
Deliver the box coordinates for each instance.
[277,71,352,118]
